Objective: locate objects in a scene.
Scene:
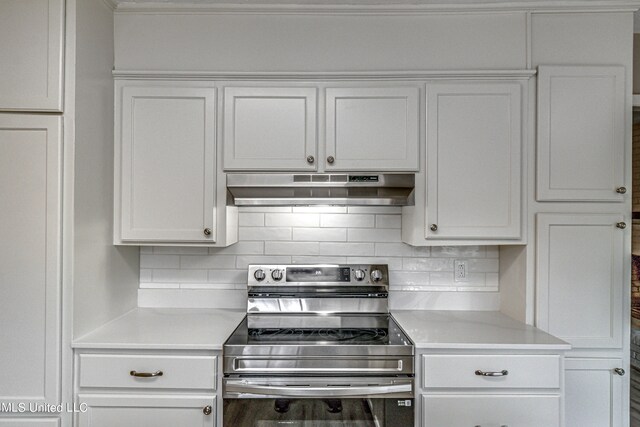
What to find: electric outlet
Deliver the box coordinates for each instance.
[454,260,468,282]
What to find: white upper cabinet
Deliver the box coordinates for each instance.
[536,213,624,350]
[116,84,217,243]
[325,87,419,171]
[0,0,64,112]
[0,115,61,406]
[537,65,625,201]
[425,81,522,240]
[223,87,317,171]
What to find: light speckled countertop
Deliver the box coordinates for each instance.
[72,308,246,350]
[392,310,570,350]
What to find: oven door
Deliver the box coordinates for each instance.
[223,376,414,427]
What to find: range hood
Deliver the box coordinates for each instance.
[227,173,415,206]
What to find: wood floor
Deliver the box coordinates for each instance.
[223,398,377,427]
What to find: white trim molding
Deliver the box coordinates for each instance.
[112,69,537,81]
[113,0,640,14]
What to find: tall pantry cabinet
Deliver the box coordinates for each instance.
[0,0,64,425]
[0,0,140,426]
[531,15,633,426]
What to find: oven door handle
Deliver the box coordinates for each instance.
[224,381,412,398]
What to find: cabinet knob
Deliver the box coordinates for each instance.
[327,156,335,164]
[203,405,212,415]
[616,222,626,229]
[430,224,438,232]
[204,228,212,236]
[614,368,626,376]
[306,155,315,164]
[616,186,627,194]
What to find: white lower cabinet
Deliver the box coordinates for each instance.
[77,395,215,427]
[564,358,624,427]
[422,394,561,427]
[75,351,218,427]
[419,352,563,427]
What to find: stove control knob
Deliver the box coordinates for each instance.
[271,269,283,281]
[253,269,266,281]
[370,269,383,282]
[354,269,366,281]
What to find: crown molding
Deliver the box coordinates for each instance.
[112,69,537,80]
[113,0,640,14]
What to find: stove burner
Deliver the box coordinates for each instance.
[248,327,388,343]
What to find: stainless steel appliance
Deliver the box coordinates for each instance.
[223,264,415,427]
[227,173,415,206]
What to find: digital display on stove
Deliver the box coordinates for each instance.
[286,266,351,282]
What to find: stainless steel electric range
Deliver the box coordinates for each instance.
[222,264,415,427]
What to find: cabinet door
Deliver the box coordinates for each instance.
[422,394,561,427]
[536,213,624,349]
[118,86,216,242]
[425,81,522,240]
[0,115,61,406]
[537,65,625,201]
[325,87,419,171]
[0,0,64,112]
[565,358,624,427]
[77,395,215,427]
[223,87,317,171]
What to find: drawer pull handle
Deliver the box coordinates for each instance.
[203,405,212,415]
[130,370,163,378]
[475,369,508,377]
[475,425,508,427]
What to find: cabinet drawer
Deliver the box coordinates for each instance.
[422,355,560,389]
[422,394,561,427]
[79,354,216,390]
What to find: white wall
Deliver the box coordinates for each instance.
[73,0,139,339]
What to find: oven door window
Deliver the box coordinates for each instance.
[223,398,413,427]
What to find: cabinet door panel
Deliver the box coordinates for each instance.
[0,0,63,111]
[77,395,215,427]
[223,87,317,171]
[537,66,625,201]
[119,86,216,242]
[565,358,623,427]
[536,213,624,349]
[325,87,419,171]
[422,394,561,427]
[0,116,61,405]
[426,82,522,240]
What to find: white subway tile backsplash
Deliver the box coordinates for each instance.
[431,246,486,258]
[375,242,421,257]
[236,255,292,268]
[208,241,264,255]
[375,215,401,229]
[293,227,347,242]
[152,269,208,283]
[266,213,320,227]
[140,207,499,294]
[321,214,375,228]
[319,242,375,256]
[238,212,265,227]
[141,254,180,269]
[265,241,320,255]
[180,255,236,269]
[403,257,453,271]
[347,228,401,243]
[239,227,292,241]
[292,256,348,264]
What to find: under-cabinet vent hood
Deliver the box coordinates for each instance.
[227,173,415,206]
